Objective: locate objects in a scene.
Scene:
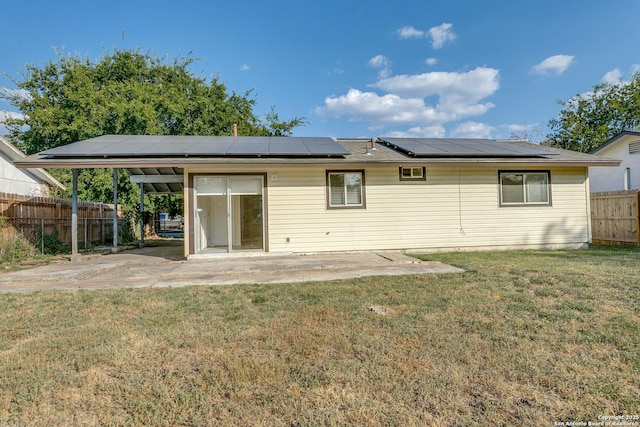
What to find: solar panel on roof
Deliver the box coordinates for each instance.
[268,140,310,154]
[181,140,231,155]
[379,137,555,157]
[40,135,349,158]
[226,141,271,155]
[302,137,350,155]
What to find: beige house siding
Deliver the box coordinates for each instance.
[266,165,589,252]
[185,164,591,254]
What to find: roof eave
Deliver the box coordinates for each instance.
[13,155,621,169]
[590,131,640,154]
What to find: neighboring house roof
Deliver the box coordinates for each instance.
[590,131,640,154]
[0,136,65,192]
[13,135,619,194]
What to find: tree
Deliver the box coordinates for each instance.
[1,48,306,218]
[546,74,640,152]
[508,124,543,144]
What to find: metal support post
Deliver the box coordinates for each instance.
[139,182,145,247]
[112,168,118,251]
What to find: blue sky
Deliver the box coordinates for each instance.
[1,0,639,141]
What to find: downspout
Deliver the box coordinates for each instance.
[585,168,593,245]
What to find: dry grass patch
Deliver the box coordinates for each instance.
[0,246,638,425]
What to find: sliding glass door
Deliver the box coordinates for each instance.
[194,175,264,253]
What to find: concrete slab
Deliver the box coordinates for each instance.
[0,246,464,293]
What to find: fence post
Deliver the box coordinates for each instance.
[41,217,44,255]
[636,191,640,247]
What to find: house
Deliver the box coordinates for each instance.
[14,135,618,258]
[0,136,64,196]
[589,131,640,192]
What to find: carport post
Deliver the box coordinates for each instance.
[139,182,145,247]
[112,168,118,251]
[70,168,81,262]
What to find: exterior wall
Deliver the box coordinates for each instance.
[185,164,591,254]
[0,151,50,196]
[590,140,640,192]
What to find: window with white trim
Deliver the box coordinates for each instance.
[327,171,364,208]
[499,171,550,205]
[399,166,426,181]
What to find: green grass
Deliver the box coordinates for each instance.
[0,247,638,426]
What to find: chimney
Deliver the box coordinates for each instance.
[232,123,238,137]
[370,137,377,150]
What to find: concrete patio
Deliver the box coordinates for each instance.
[0,245,464,293]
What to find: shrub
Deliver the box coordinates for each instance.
[36,229,70,255]
[0,218,37,263]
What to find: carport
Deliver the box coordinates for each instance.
[72,165,183,259]
[13,133,348,260]
[14,135,189,260]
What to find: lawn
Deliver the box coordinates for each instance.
[0,247,638,426]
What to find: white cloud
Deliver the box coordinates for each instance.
[316,67,499,128]
[530,55,574,76]
[425,58,438,66]
[601,69,622,85]
[507,124,536,133]
[316,89,442,125]
[240,64,250,71]
[372,67,499,99]
[428,23,456,49]
[0,110,24,135]
[601,66,640,85]
[0,87,32,101]
[372,67,499,119]
[384,125,446,138]
[368,55,392,78]
[397,26,424,39]
[0,110,23,122]
[451,121,495,138]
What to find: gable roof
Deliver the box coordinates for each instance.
[0,136,65,191]
[13,135,619,194]
[15,135,618,167]
[590,131,640,154]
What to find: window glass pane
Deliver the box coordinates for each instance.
[525,174,548,203]
[412,167,423,178]
[402,168,412,177]
[501,174,524,203]
[230,176,262,195]
[195,176,227,195]
[345,172,362,205]
[329,174,345,206]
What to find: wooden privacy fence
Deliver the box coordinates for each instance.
[590,190,640,246]
[0,192,125,250]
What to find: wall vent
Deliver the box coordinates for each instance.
[629,141,640,154]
